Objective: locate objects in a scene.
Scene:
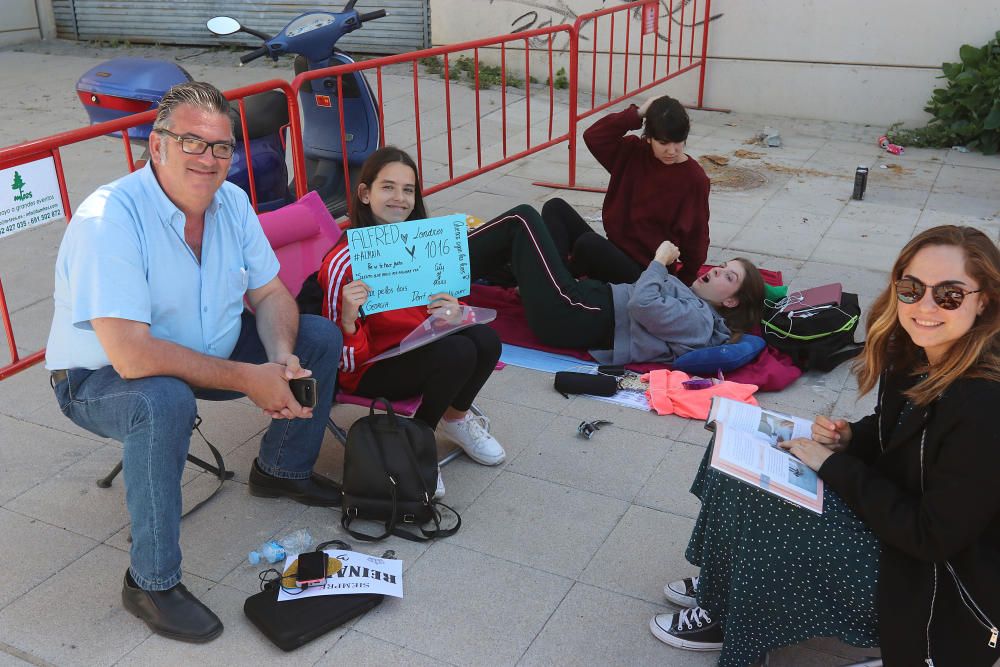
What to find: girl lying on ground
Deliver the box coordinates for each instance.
[318,147,506,479]
[652,225,1000,667]
[468,204,763,365]
[542,95,710,285]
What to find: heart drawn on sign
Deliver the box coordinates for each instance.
[400,233,408,244]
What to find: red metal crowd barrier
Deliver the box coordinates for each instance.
[0,7,717,381]
[287,24,574,219]
[535,0,715,191]
[0,79,296,380]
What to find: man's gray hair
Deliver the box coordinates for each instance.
[151,81,232,133]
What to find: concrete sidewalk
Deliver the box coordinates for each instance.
[1,39,998,667]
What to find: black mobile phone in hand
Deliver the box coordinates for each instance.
[288,377,317,408]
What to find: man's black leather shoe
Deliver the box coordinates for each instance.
[248,458,342,506]
[122,571,223,643]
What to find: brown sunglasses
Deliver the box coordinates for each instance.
[894,277,982,310]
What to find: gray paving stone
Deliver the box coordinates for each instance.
[314,631,447,666]
[0,414,104,505]
[508,415,670,503]
[520,582,711,667]
[579,504,696,606]
[729,224,821,261]
[933,164,1000,199]
[810,236,903,272]
[5,445,130,542]
[479,365,576,415]
[0,508,96,610]
[450,470,627,578]
[0,545,211,666]
[0,648,38,667]
[675,418,714,448]
[634,442,708,520]
[353,542,573,666]
[859,183,931,209]
[0,364,56,420]
[924,192,1000,219]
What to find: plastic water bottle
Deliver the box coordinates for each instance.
[248,528,313,565]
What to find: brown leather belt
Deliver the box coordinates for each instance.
[50,369,68,387]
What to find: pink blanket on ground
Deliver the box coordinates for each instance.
[466,266,803,392]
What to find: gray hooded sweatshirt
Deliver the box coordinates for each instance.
[590,261,730,365]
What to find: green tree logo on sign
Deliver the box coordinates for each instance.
[11,171,32,202]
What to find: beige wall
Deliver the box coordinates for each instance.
[431,0,1000,126]
[0,0,42,46]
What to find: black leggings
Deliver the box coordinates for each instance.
[469,204,615,350]
[541,198,644,284]
[354,325,500,429]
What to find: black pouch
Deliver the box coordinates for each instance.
[244,581,383,651]
[554,371,619,398]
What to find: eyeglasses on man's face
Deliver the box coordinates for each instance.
[894,276,982,311]
[155,129,236,159]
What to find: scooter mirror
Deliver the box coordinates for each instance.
[207,16,242,36]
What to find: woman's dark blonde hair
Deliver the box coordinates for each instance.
[855,225,1000,405]
[715,257,765,341]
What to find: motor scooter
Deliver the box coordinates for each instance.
[76,0,387,216]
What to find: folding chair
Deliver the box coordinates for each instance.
[257,191,486,466]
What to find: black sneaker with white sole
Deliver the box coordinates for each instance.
[663,575,699,607]
[649,606,723,651]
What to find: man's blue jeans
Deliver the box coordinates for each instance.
[51,313,341,590]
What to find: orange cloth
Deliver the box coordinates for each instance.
[642,369,758,420]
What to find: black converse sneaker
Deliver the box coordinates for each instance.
[649,606,723,651]
[663,575,699,607]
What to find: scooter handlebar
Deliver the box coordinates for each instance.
[359,9,387,22]
[240,46,270,65]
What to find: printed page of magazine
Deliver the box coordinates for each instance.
[707,397,824,513]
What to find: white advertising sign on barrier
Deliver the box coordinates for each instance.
[0,156,63,240]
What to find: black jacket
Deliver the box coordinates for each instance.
[819,371,1000,667]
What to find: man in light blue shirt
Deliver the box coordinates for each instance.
[46,82,342,643]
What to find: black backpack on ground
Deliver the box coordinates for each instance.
[761,291,865,372]
[341,398,461,542]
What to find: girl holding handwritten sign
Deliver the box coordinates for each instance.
[318,148,506,472]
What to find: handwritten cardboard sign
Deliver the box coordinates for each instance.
[347,214,471,315]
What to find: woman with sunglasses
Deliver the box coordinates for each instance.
[652,225,1000,666]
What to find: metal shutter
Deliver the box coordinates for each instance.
[52,1,429,55]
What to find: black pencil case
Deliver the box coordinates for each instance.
[554,371,619,398]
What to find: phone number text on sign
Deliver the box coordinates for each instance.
[347,214,471,315]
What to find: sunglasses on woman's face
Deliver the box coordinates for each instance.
[894,276,982,310]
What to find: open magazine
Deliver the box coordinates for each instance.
[706,397,824,513]
[364,305,497,365]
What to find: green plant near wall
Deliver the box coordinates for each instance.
[888,30,1000,154]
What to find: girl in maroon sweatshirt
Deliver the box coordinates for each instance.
[543,95,710,286]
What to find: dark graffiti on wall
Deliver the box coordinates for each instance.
[497,0,723,50]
